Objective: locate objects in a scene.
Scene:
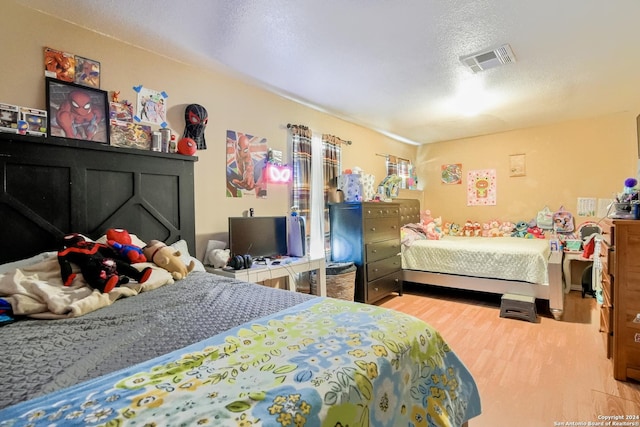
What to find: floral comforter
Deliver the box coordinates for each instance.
[0,298,481,426]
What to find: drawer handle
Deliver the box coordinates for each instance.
[372,249,378,253]
[370,227,376,232]
[392,225,397,229]
[634,314,640,324]
[373,268,379,272]
[374,287,379,292]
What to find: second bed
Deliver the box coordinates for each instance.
[398,199,564,320]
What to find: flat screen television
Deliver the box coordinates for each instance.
[228,216,288,258]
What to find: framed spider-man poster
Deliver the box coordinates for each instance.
[45,77,110,144]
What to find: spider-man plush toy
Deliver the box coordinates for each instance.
[58,233,152,293]
[106,228,146,263]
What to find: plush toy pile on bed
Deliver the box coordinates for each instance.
[57,229,195,293]
[403,205,580,243]
[440,217,517,238]
[58,233,153,293]
[0,230,179,319]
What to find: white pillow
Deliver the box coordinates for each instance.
[0,251,58,274]
[170,240,206,272]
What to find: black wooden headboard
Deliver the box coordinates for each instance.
[0,133,197,264]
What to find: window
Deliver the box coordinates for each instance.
[386,155,414,189]
[289,125,343,260]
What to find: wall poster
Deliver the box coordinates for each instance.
[226,129,268,198]
[467,169,497,206]
[441,163,462,184]
[133,85,168,128]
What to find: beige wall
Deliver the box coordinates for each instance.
[2,2,416,258]
[4,3,637,257]
[416,112,638,227]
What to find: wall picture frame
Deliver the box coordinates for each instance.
[509,153,526,177]
[46,77,110,144]
[74,55,101,88]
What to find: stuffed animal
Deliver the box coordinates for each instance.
[106,228,146,263]
[144,240,195,280]
[488,220,502,237]
[58,233,152,293]
[207,248,231,268]
[420,209,434,225]
[526,226,545,239]
[442,221,452,235]
[423,222,440,240]
[511,221,529,238]
[500,221,514,236]
[472,221,481,237]
[433,217,444,236]
[462,220,475,237]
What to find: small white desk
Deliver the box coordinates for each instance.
[205,256,327,296]
[562,250,592,292]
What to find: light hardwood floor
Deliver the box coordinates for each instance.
[377,284,640,427]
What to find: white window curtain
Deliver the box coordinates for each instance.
[321,134,343,259]
[309,133,325,260]
[289,125,342,261]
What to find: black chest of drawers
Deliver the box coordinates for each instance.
[329,202,403,304]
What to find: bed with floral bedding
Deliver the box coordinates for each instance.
[0,269,480,427]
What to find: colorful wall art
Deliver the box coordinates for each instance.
[441,164,462,184]
[467,169,497,206]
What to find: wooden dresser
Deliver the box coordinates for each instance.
[329,202,403,304]
[600,219,640,381]
[599,219,614,360]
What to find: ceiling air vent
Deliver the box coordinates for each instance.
[460,44,516,73]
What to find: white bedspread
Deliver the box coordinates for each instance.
[401,236,551,284]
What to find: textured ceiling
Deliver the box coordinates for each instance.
[17,0,640,145]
